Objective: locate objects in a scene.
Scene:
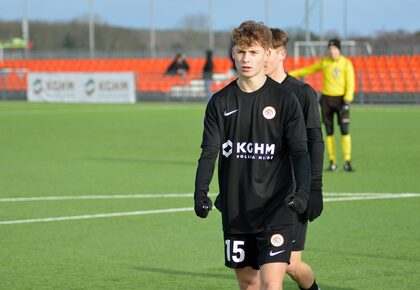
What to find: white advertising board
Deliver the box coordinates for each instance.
[28,72,136,103]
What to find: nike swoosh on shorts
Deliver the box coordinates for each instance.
[269,250,285,256]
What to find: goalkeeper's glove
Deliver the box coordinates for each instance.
[339,102,350,116]
[305,190,323,221]
[194,191,212,218]
[285,190,308,214]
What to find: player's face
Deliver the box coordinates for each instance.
[232,44,269,79]
[328,46,341,60]
[265,47,286,76]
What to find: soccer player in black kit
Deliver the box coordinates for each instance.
[265,28,324,290]
[194,21,311,290]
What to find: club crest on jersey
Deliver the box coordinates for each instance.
[270,234,284,247]
[262,106,276,120]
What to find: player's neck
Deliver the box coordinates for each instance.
[269,66,287,84]
[237,74,267,93]
[330,54,341,61]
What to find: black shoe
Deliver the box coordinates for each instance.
[327,161,338,171]
[343,161,354,172]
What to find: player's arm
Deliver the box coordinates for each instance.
[306,127,324,221]
[288,60,322,78]
[194,98,220,218]
[194,145,218,218]
[288,141,311,214]
[343,59,355,103]
[300,84,325,221]
[284,96,311,214]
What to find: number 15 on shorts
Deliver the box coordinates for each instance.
[225,239,245,263]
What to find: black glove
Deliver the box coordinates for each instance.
[285,190,308,214]
[305,190,323,221]
[214,194,222,212]
[339,102,350,116]
[194,193,212,218]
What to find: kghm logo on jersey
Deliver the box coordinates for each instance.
[262,106,276,120]
[222,140,233,157]
[222,140,275,160]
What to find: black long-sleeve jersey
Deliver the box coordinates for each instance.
[281,75,324,195]
[195,77,311,234]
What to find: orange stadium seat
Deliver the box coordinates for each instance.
[214,57,233,73]
[1,55,419,94]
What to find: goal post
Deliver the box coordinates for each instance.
[293,40,372,64]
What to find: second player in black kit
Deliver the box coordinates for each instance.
[280,75,323,244]
[266,27,323,290]
[282,75,323,219]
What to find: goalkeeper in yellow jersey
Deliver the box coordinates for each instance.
[289,38,355,172]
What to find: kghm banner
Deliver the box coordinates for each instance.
[28,73,136,103]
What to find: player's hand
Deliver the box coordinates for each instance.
[194,195,213,218]
[285,191,308,214]
[305,190,323,221]
[339,102,350,115]
[214,194,222,212]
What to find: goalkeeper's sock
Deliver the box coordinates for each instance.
[325,135,337,164]
[299,280,319,290]
[341,134,352,162]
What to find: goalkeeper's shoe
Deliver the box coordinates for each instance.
[343,161,354,172]
[327,161,338,171]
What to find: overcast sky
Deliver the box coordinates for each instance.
[0,0,419,37]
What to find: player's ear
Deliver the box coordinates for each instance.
[280,47,287,60]
[231,47,235,59]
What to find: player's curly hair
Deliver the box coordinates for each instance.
[270,28,289,49]
[232,20,272,50]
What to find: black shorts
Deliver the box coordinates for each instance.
[292,214,308,251]
[223,225,293,270]
[320,95,350,126]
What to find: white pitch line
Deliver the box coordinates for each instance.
[0,207,192,225]
[324,193,420,202]
[323,192,405,197]
[1,192,419,202]
[0,193,420,225]
[0,193,194,202]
